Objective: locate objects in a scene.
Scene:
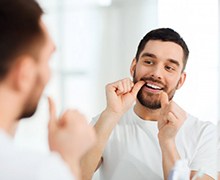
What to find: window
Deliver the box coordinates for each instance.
[158,0,219,124]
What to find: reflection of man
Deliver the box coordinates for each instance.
[81,28,217,180]
[0,0,95,179]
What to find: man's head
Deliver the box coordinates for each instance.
[135,28,189,71]
[0,0,55,119]
[131,28,189,109]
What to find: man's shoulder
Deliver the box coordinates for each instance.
[185,113,215,128]
[181,113,216,137]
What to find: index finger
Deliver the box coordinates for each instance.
[48,96,57,128]
[160,91,169,109]
[131,80,145,97]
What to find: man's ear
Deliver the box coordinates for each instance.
[130,58,137,77]
[176,72,186,90]
[10,56,36,92]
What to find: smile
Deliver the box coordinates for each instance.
[145,83,163,90]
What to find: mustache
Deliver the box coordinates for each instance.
[139,77,165,87]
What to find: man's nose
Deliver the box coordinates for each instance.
[149,65,163,79]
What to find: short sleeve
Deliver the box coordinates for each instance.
[190,123,217,179]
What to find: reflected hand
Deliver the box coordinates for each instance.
[48,97,96,164]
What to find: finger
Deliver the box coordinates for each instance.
[167,111,176,124]
[120,79,129,94]
[130,80,145,97]
[116,78,131,95]
[123,78,130,93]
[48,97,57,129]
[128,81,134,94]
[160,91,169,109]
[130,81,134,90]
[168,102,187,121]
[120,78,134,94]
[115,81,124,95]
[167,112,183,130]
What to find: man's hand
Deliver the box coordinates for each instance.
[105,78,145,117]
[80,78,144,180]
[158,92,187,144]
[47,97,96,178]
[157,92,187,180]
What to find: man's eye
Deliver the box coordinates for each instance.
[165,65,175,71]
[144,60,153,65]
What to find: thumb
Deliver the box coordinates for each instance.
[160,91,169,109]
[131,81,145,97]
[48,96,57,130]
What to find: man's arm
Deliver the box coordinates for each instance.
[80,109,122,180]
[158,92,215,180]
[80,78,145,180]
[158,92,186,180]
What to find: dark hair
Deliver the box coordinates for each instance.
[135,28,189,71]
[0,0,44,80]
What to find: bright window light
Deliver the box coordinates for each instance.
[158,0,219,124]
[96,0,112,6]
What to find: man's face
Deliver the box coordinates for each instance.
[131,40,186,109]
[21,21,55,118]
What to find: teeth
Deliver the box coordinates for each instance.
[147,83,162,90]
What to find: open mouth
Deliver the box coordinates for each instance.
[145,83,164,91]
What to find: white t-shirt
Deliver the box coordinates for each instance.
[0,130,75,180]
[92,107,217,180]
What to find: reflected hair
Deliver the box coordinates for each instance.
[0,0,44,80]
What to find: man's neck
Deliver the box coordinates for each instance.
[0,122,17,137]
[134,101,161,121]
[0,86,20,136]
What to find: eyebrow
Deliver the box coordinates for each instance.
[141,52,156,58]
[168,59,180,67]
[141,52,180,67]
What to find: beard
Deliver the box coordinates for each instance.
[20,100,39,119]
[19,91,40,119]
[133,72,179,110]
[19,75,44,119]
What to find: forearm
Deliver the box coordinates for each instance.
[81,109,121,180]
[66,160,81,180]
[159,139,181,180]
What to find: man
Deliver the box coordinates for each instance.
[81,28,217,180]
[0,0,96,179]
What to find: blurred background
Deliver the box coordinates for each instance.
[15,0,219,164]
